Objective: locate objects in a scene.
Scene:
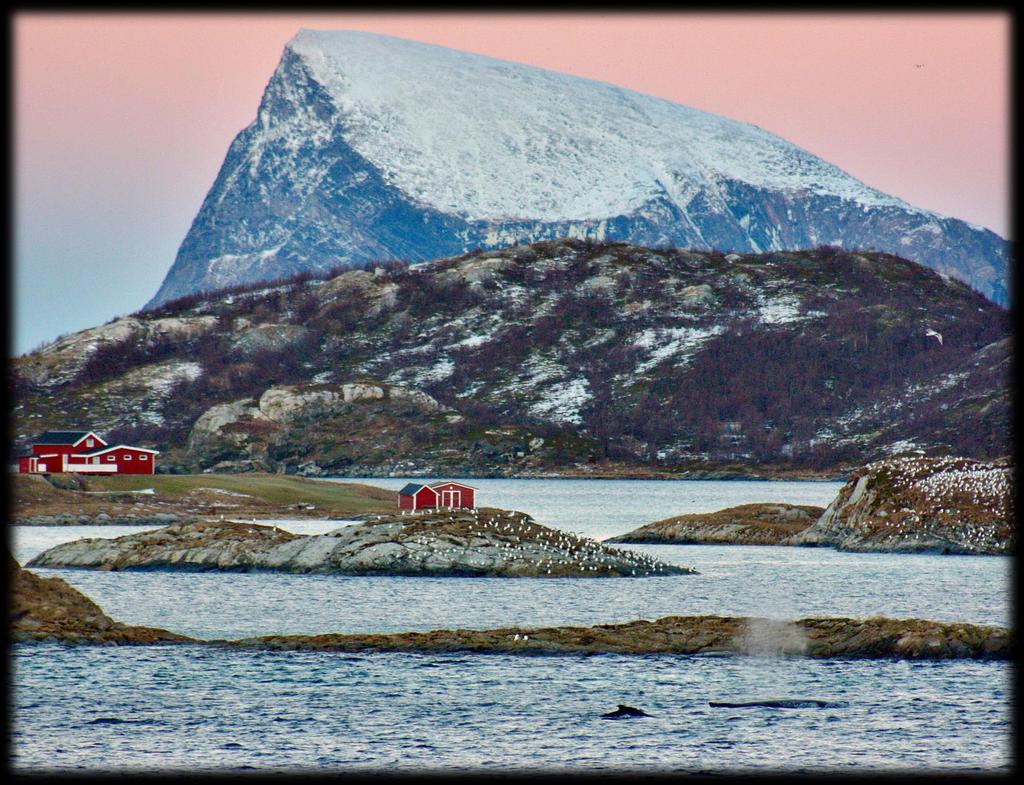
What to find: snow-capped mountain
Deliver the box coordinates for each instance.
[147,29,1009,308]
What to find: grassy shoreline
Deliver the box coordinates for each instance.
[12,472,397,522]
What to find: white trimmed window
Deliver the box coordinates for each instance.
[125,454,132,461]
[107,456,115,462]
[140,455,148,461]
[86,439,94,447]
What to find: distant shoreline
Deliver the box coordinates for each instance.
[314,471,849,482]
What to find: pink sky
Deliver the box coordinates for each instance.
[13,12,1010,353]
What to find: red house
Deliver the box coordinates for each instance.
[398,480,477,511]
[17,430,158,475]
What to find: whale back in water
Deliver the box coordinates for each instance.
[709,699,846,709]
[601,704,651,719]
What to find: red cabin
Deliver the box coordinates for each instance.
[17,430,159,475]
[398,480,477,511]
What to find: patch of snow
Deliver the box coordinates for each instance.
[757,296,807,325]
[529,376,592,425]
[633,325,724,372]
[508,354,564,393]
[196,487,255,498]
[414,357,455,384]
[449,332,494,349]
[884,438,922,455]
[142,361,204,397]
[456,381,486,399]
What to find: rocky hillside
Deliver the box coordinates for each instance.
[791,456,1013,554]
[607,503,824,545]
[12,240,1009,475]
[26,510,693,578]
[149,30,1008,307]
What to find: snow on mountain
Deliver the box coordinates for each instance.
[147,30,1010,308]
[288,29,907,221]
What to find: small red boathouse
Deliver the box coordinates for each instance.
[398,480,477,511]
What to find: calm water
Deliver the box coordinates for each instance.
[12,645,1009,772]
[325,476,847,541]
[11,479,1013,772]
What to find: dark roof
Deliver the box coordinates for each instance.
[398,483,433,496]
[33,430,98,445]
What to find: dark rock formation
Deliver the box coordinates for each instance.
[229,614,1010,660]
[607,503,823,545]
[9,555,190,645]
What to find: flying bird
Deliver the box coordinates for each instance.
[915,63,925,68]
[925,328,944,345]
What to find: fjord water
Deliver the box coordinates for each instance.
[327,476,845,542]
[11,479,1011,772]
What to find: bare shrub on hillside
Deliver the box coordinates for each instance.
[74,334,183,388]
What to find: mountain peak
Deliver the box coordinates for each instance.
[282,28,906,223]
[146,29,1009,308]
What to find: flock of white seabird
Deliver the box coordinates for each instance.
[861,456,1011,549]
[392,507,674,575]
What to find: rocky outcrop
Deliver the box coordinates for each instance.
[257,383,390,422]
[10,555,190,645]
[607,503,824,545]
[16,512,188,527]
[230,614,1010,661]
[186,398,264,459]
[229,323,311,356]
[184,381,453,470]
[387,386,448,413]
[26,509,693,578]
[16,315,216,388]
[790,456,1013,554]
[257,382,447,422]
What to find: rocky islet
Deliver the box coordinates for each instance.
[610,456,1013,555]
[26,508,693,578]
[608,503,824,546]
[10,557,1009,661]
